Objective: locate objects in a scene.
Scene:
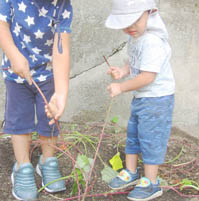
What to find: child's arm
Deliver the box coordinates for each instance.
[107,62,130,80]
[0,21,32,85]
[45,32,70,125]
[107,71,156,97]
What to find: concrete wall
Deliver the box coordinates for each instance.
[0,0,199,137]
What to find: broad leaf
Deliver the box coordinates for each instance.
[75,154,93,179]
[101,165,118,183]
[109,152,123,171]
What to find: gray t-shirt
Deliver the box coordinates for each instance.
[128,32,175,98]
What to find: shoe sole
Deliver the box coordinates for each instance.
[108,179,139,190]
[11,173,37,201]
[127,189,163,201]
[36,164,66,193]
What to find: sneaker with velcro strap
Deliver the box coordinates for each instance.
[108,168,139,190]
[127,177,163,201]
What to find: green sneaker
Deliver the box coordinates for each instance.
[11,163,38,201]
[36,155,66,193]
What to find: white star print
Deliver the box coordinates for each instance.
[15,77,24,84]
[62,10,71,19]
[37,75,47,82]
[34,30,44,39]
[53,9,56,17]
[13,23,22,36]
[39,7,48,17]
[45,39,53,46]
[0,14,7,21]
[25,16,35,26]
[21,42,26,49]
[30,55,37,62]
[52,0,58,6]
[0,0,72,84]
[4,55,8,62]
[1,59,4,65]
[30,70,36,75]
[23,34,31,43]
[44,54,52,60]
[2,72,6,78]
[32,47,41,54]
[18,2,27,13]
[8,68,13,74]
[48,20,52,27]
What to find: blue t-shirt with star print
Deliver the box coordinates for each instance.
[0,0,73,83]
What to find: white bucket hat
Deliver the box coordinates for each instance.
[105,0,157,29]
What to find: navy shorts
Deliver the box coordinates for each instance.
[3,78,59,137]
[125,95,174,165]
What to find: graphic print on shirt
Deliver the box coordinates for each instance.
[128,41,142,79]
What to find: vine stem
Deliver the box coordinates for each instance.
[81,56,114,201]
[31,78,64,142]
[81,98,114,201]
[62,190,129,201]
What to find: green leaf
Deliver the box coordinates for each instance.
[75,154,93,179]
[179,179,193,191]
[109,152,123,171]
[111,116,119,124]
[101,165,118,183]
[71,168,86,195]
[182,179,193,185]
[71,182,78,195]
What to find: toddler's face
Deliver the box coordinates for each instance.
[123,11,149,38]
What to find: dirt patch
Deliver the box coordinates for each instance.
[0,122,199,201]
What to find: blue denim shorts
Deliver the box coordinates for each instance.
[125,95,174,165]
[3,78,59,137]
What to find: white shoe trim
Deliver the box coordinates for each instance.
[36,164,66,193]
[109,179,139,190]
[11,173,24,201]
[127,189,163,201]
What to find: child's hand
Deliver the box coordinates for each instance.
[45,93,66,125]
[107,66,125,80]
[107,83,122,97]
[10,52,32,85]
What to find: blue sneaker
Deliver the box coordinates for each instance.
[36,155,66,193]
[127,177,163,201]
[11,163,38,201]
[109,169,139,190]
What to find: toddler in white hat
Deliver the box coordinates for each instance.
[105,0,175,200]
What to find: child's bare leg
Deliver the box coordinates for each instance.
[40,136,58,162]
[144,164,159,184]
[126,154,138,173]
[11,134,32,167]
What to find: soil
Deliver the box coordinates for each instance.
[0,122,199,201]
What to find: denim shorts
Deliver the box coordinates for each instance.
[3,78,59,137]
[125,95,174,165]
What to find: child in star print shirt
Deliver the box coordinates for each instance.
[0,0,72,200]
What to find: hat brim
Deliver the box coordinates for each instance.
[105,11,144,29]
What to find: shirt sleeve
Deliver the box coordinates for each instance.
[140,36,169,73]
[0,0,12,24]
[55,0,73,34]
